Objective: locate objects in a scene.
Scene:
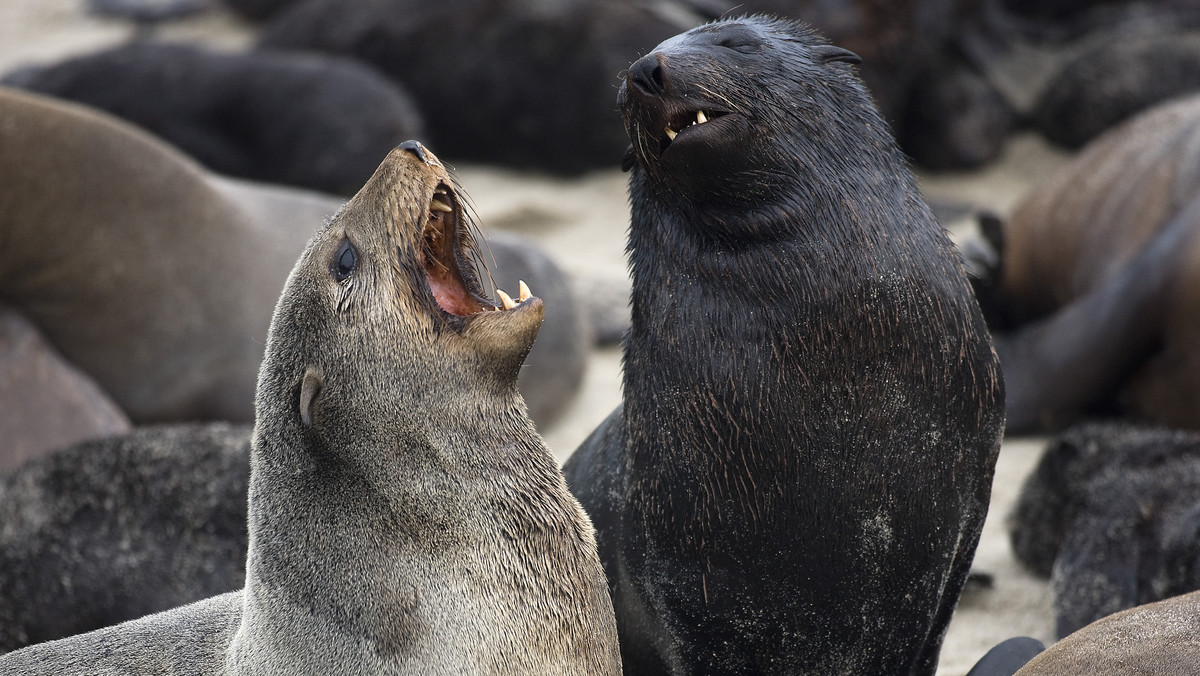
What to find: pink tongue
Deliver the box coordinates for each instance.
[428,270,481,316]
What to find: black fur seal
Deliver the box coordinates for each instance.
[1009,422,1200,638]
[563,16,1005,674]
[0,141,621,674]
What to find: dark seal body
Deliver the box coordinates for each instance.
[563,16,1004,675]
[1008,422,1200,638]
[3,42,425,195]
[0,423,251,651]
[0,142,620,674]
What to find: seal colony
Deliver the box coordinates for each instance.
[564,16,1004,674]
[0,141,621,674]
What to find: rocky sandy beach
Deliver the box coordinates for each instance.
[0,1,1071,672]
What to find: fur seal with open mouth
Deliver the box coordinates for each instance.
[0,141,621,674]
[563,15,1004,675]
[0,86,587,430]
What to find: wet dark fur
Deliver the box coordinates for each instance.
[563,16,1004,674]
[1009,422,1200,637]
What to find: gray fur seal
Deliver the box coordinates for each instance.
[0,141,621,674]
[563,16,1004,674]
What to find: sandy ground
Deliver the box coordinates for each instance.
[1,1,1072,672]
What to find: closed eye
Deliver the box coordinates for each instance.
[718,39,760,54]
[713,25,763,54]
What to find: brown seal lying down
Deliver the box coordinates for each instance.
[1012,590,1200,675]
[980,94,1200,432]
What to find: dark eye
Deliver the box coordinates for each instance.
[331,238,358,282]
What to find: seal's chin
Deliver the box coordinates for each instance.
[419,183,537,323]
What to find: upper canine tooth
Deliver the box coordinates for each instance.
[430,198,453,213]
[696,110,708,124]
[664,127,678,140]
[518,280,531,302]
[497,289,517,310]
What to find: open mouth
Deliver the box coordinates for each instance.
[419,183,532,319]
[659,107,730,153]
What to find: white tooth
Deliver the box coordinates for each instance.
[430,199,453,213]
[518,280,531,302]
[697,110,708,124]
[664,127,677,140]
[497,289,516,311]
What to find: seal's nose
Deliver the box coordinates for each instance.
[627,53,667,98]
[398,139,442,167]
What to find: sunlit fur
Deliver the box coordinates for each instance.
[566,16,1004,675]
[0,146,620,675]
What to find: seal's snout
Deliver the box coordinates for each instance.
[628,53,667,99]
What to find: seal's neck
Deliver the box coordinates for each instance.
[618,164,959,532]
[226,396,589,673]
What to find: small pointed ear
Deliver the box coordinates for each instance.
[814,45,861,66]
[299,367,323,428]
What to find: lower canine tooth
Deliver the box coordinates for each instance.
[697,110,708,124]
[518,280,531,302]
[664,127,678,140]
[497,289,517,310]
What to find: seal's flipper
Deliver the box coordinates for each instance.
[964,636,1045,676]
[999,192,1200,433]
